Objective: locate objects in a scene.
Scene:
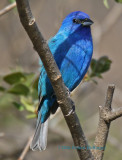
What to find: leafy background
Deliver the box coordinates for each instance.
[0,0,122,160]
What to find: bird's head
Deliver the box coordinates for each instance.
[59,11,93,35]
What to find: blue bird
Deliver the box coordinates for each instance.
[30,11,93,151]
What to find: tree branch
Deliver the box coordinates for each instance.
[18,135,33,160]
[92,84,122,160]
[15,0,93,159]
[101,107,122,122]
[0,2,16,17]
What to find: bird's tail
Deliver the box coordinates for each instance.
[30,118,48,151]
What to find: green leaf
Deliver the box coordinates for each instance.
[21,97,35,113]
[90,56,112,78]
[0,86,6,92]
[103,0,109,8]
[115,0,122,3]
[8,84,29,95]
[3,72,26,85]
[13,102,24,111]
[23,73,35,87]
[26,114,36,119]
[31,89,38,100]
[96,56,112,73]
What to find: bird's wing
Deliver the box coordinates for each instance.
[48,34,87,91]
[60,44,87,91]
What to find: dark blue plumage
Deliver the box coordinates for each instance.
[30,11,93,151]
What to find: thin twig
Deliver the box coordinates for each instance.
[18,135,33,160]
[0,2,16,17]
[15,0,93,159]
[92,85,115,160]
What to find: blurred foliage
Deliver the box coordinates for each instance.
[89,56,112,79]
[0,57,111,118]
[8,0,16,3]
[103,0,109,8]
[0,71,38,119]
[115,0,122,2]
[103,0,122,8]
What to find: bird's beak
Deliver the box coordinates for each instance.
[82,19,94,26]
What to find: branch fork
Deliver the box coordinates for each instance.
[99,105,122,123]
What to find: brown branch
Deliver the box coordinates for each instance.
[15,0,93,159]
[101,107,122,122]
[18,135,33,160]
[92,84,122,160]
[0,2,16,17]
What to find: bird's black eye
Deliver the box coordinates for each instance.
[73,19,77,23]
[73,19,81,24]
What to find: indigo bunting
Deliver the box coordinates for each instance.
[30,11,93,151]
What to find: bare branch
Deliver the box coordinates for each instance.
[92,84,122,160]
[104,84,115,111]
[15,0,93,159]
[18,135,33,160]
[103,107,122,122]
[0,2,16,17]
[92,85,114,160]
